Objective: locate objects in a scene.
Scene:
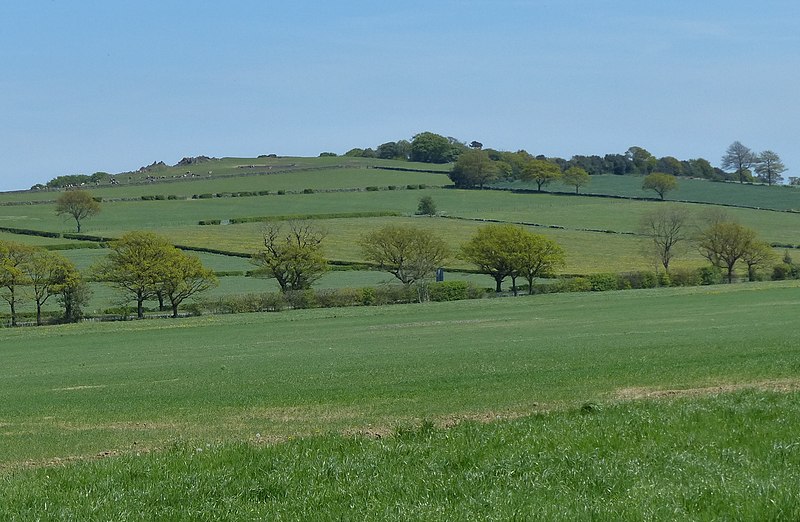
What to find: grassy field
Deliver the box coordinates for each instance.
[1,282,800,518]
[2,390,798,520]
[1,281,799,467]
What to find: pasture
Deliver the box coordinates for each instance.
[1,282,800,518]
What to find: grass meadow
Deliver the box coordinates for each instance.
[2,156,800,518]
[1,282,800,518]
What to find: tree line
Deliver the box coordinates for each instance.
[340,132,788,186]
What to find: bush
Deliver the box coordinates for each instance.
[277,190,286,195]
[416,195,437,216]
[258,190,270,196]
[558,277,592,293]
[198,193,214,199]
[589,273,619,291]
[668,268,701,287]
[283,289,317,309]
[387,185,397,190]
[427,281,484,302]
[617,271,659,290]
[772,263,800,280]
[365,186,380,192]
[406,184,419,190]
[314,288,363,308]
[198,220,221,226]
[303,188,315,194]
[167,194,179,200]
[698,266,724,285]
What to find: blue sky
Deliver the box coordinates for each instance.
[1,1,798,191]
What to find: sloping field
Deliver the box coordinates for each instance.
[1,281,798,467]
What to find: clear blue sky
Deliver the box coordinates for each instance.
[1,0,798,191]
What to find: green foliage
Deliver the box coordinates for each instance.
[251,222,328,292]
[360,225,449,285]
[642,172,678,200]
[697,266,724,285]
[416,195,437,215]
[410,131,462,164]
[588,273,619,291]
[427,280,483,301]
[520,158,562,192]
[448,149,499,188]
[562,166,590,193]
[55,189,101,232]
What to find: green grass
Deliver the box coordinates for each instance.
[2,390,798,520]
[1,281,799,468]
[500,174,800,211]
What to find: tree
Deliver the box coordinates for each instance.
[56,265,91,323]
[23,249,80,325]
[755,150,787,186]
[448,149,498,188]
[460,224,519,293]
[55,189,101,232]
[509,233,566,295]
[416,196,437,216]
[626,146,657,175]
[520,159,561,192]
[360,225,449,285]
[252,221,328,292]
[0,241,32,326]
[642,172,678,200]
[410,132,460,164]
[721,141,757,183]
[742,240,776,281]
[94,231,174,318]
[562,166,590,194]
[697,221,757,283]
[639,206,691,273]
[159,249,218,318]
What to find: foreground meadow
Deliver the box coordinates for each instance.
[2,280,800,518]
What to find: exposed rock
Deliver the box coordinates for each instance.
[175,156,215,166]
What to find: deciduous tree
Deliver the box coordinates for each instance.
[252,222,328,292]
[94,231,173,318]
[755,150,787,186]
[55,190,100,232]
[160,249,218,317]
[448,149,498,189]
[642,172,677,200]
[639,206,691,272]
[0,241,33,326]
[721,141,756,183]
[509,233,566,295]
[521,159,561,192]
[360,225,449,285]
[562,166,590,194]
[697,221,757,283]
[23,249,80,325]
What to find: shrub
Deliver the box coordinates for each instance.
[283,289,317,309]
[589,273,619,291]
[198,220,221,226]
[167,195,179,200]
[668,268,701,287]
[772,263,800,280]
[558,277,592,293]
[154,194,166,200]
[277,190,286,195]
[303,188,315,194]
[365,186,380,192]
[416,195,437,216]
[258,190,270,196]
[198,193,214,199]
[314,288,363,308]
[387,185,397,190]
[698,266,724,285]
[428,281,473,301]
[617,271,659,290]
[406,184,419,190]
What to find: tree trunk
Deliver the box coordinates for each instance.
[172,302,179,318]
[527,276,535,295]
[137,298,144,319]
[494,276,503,293]
[76,219,81,233]
[10,298,17,327]
[36,302,42,326]
[511,275,518,296]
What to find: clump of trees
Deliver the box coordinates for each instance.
[93,231,217,318]
[721,141,788,185]
[0,241,87,326]
[460,224,565,295]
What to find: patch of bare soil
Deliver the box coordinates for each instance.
[614,378,800,400]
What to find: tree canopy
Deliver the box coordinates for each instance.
[642,173,678,200]
[55,190,101,233]
[252,222,328,292]
[360,225,449,285]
